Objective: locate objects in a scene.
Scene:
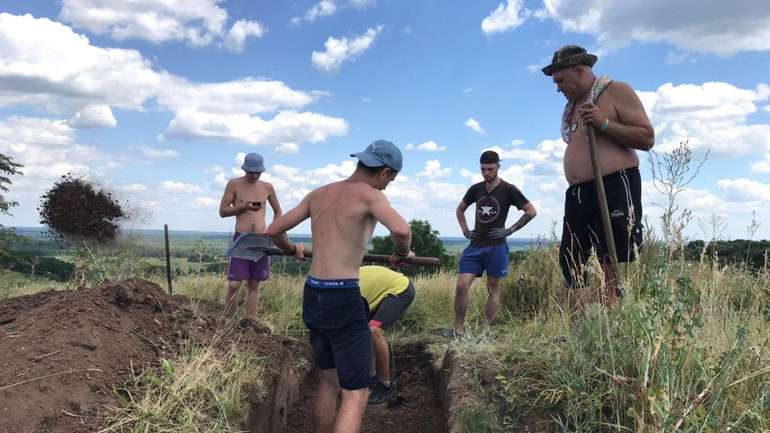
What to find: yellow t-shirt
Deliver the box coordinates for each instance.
[359,266,410,311]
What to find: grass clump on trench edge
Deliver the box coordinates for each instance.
[100,330,267,433]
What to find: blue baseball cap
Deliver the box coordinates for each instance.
[241,152,265,173]
[350,139,403,172]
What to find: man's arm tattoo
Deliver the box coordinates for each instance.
[509,213,534,233]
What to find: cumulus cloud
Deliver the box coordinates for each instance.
[118,183,148,193]
[156,77,322,115]
[68,104,117,129]
[482,0,528,35]
[193,196,219,208]
[639,82,770,158]
[751,160,770,173]
[224,20,266,52]
[292,0,337,24]
[405,141,447,152]
[137,145,179,159]
[418,160,452,178]
[349,0,376,9]
[275,143,300,154]
[486,138,565,176]
[539,0,770,55]
[464,117,485,134]
[59,0,265,50]
[717,178,770,202]
[161,180,203,194]
[312,26,384,72]
[165,109,348,146]
[0,115,120,224]
[0,13,349,150]
[0,13,163,112]
[292,0,376,25]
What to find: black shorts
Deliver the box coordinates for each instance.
[302,277,372,391]
[559,167,643,288]
[369,281,415,329]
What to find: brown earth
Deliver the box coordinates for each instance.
[284,342,448,433]
[0,278,303,433]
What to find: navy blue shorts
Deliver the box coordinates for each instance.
[458,242,510,278]
[302,276,372,391]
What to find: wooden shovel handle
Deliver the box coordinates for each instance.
[272,249,441,267]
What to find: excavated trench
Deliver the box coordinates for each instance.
[254,341,454,433]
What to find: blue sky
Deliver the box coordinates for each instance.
[1,0,769,240]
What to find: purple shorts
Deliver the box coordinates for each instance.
[227,232,271,282]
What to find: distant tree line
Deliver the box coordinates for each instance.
[685,239,770,270]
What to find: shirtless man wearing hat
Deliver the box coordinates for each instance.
[219,152,283,319]
[542,45,654,309]
[267,140,413,433]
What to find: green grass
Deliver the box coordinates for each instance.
[101,330,267,433]
[3,239,770,433]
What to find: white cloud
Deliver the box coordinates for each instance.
[664,50,690,65]
[275,143,300,154]
[717,178,770,202]
[0,13,348,150]
[193,196,219,208]
[119,183,148,193]
[405,141,446,152]
[59,0,265,50]
[460,168,482,184]
[463,88,473,93]
[639,82,770,158]
[539,0,770,55]
[0,13,163,112]
[137,145,179,159]
[292,0,337,24]
[224,20,266,53]
[418,160,452,178]
[161,180,203,194]
[166,109,348,146]
[751,160,770,173]
[349,0,376,9]
[481,0,528,35]
[156,77,321,115]
[312,25,384,72]
[292,0,376,24]
[68,104,117,129]
[214,172,229,187]
[764,105,770,113]
[486,138,565,175]
[0,116,119,220]
[464,117,485,134]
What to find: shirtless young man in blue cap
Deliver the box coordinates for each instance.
[267,140,413,433]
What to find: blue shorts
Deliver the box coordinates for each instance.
[458,243,510,278]
[302,276,372,391]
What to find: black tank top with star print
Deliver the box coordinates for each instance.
[462,180,529,246]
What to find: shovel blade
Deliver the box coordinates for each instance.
[226,233,274,261]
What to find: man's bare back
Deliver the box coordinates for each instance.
[564,81,647,184]
[307,180,382,279]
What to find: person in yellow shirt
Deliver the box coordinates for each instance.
[359,265,416,405]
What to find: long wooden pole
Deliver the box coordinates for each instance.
[164,224,173,295]
[587,126,621,277]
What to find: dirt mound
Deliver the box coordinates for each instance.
[0,278,289,433]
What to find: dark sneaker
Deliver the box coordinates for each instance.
[368,381,395,405]
[439,328,460,339]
